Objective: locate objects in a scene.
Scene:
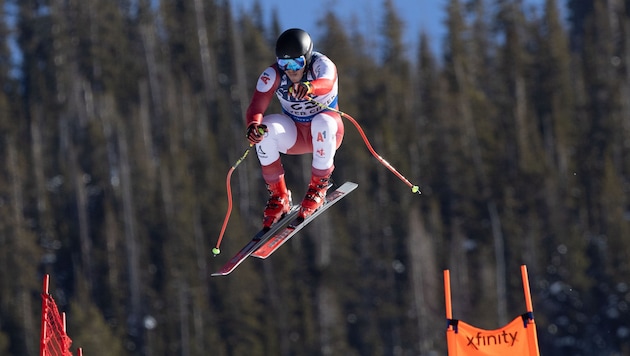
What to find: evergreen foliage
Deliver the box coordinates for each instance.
[0,0,629,354]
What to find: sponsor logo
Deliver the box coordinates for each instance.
[256,70,276,92]
[466,331,518,350]
[257,146,267,158]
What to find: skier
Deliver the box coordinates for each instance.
[245,28,344,228]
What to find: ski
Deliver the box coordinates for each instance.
[211,206,300,276]
[251,181,358,259]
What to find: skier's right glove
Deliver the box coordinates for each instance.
[246,123,267,145]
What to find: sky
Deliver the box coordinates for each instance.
[230,0,552,59]
[229,0,448,58]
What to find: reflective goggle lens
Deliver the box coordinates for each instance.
[277,56,306,71]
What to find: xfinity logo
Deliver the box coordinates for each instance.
[466,331,518,349]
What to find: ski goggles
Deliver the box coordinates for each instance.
[277,56,306,71]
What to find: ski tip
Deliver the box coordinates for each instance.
[337,181,358,193]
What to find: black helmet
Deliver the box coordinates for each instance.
[275,28,313,64]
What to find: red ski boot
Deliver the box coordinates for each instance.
[298,174,332,219]
[263,176,291,228]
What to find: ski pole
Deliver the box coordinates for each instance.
[306,97,421,195]
[212,127,266,256]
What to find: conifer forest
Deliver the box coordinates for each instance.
[1,0,630,355]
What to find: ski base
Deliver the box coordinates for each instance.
[211,206,299,276]
[251,181,358,259]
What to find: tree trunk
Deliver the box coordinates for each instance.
[453,57,508,325]
[116,108,143,345]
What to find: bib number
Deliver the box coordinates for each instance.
[290,100,320,114]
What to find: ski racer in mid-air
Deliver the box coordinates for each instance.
[245,28,344,228]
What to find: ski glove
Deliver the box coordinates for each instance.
[289,81,313,100]
[246,123,267,145]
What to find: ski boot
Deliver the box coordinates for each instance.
[298,174,332,220]
[263,176,291,228]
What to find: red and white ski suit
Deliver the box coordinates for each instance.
[245,51,344,183]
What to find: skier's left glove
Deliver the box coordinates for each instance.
[289,81,313,100]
